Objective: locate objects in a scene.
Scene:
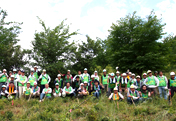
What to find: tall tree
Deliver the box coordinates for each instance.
[31,17,78,84]
[0,8,29,71]
[107,11,167,75]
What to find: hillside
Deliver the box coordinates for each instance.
[0,94,176,121]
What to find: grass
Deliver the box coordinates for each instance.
[0,94,176,121]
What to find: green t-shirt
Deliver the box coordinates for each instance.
[0,74,7,82]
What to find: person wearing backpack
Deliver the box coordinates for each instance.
[157,71,168,100]
[127,85,140,104]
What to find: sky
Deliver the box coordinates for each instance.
[0,0,176,49]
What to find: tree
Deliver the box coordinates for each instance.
[31,17,78,86]
[107,11,167,76]
[0,8,29,71]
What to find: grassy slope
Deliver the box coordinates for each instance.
[0,94,176,121]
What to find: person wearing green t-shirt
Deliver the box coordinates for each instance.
[139,85,151,102]
[144,70,159,96]
[0,69,8,92]
[38,69,51,94]
[53,83,65,97]
[168,72,176,98]
[82,68,90,83]
[18,70,27,98]
[101,69,109,94]
[23,82,33,100]
[39,84,52,102]
[157,71,168,100]
[27,69,37,87]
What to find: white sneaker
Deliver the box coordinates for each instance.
[39,100,42,102]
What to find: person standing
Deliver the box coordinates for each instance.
[107,73,117,96]
[38,69,51,93]
[119,73,128,95]
[101,69,109,94]
[0,69,8,92]
[127,73,136,90]
[134,75,143,92]
[115,71,121,87]
[144,70,159,96]
[64,74,72,86]
[157,71,168,100]
[94,71,99,81]
[54,74,63,88]
[168,72,176,98]
[34,66,41,80]
[72,76,82,93]
[18,70,27,98]
[73,70,83,82]
[27,69,37,88]
[142,73,147,83]
[82,68,90,83]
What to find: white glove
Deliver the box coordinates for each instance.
[33,92,36,95]
[1,93,5,96]
[132,96,138,100]
[164,87,168,90]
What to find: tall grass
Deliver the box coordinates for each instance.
[0,93,176,121]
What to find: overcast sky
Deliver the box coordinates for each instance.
[1,0,176,49]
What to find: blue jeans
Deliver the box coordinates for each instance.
[158,86,167,100]
[40,93,51,100]
[127,97,139,104]
[93,92,100,98]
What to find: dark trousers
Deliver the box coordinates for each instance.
[40,85,45,93]
[171,87,176,98]
[127,97,139,104]
[66,93,75,98]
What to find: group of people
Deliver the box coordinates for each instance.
[0,66,175,104]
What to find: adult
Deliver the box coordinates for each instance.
[90,80,104,98]
[107,73,117,96]
[157,71,168,100]
[72,76,82,92]
[23,82,33,100]
[0,85,9,99]
[127,73,136,89]
[0,69,8,92]
[18,70,27,98]
[7,82,17,99]
[54,74,63,88]
[134,75,143,92]
[65,70,73,79]
[63,82,75,98]
[39,83,52,102]
[34,66,41,80]
[77,83,88,98]
[154,71,158,77]
[38,69,51,93]
[101,69,109,93]
[108,87,124,101]
[82,68,90,83]
[90,75,95,87]
[73,70,83,82]
[168,72,176,98]
[127,85,140,104]
[140,85,151,102]
[144,70,159,96]
[53,83,65,97]
[64,74,72,86]
[94,71,99,81]
[27,69,37,87]
[115,71,121,87]
[142,73,147,83]
[13,69,19,82]
[32,82,40,98]
[119,73,128,95]
[127,72,132,80]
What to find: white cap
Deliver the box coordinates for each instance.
[55,83,59,86]
[34,82,37,85]
[114,87,118,91]
[136,75,140,78]
[170,72,175,76]
[122,73,127,76]
[13,69,17,72]
[111,73,115,76]
[130,84,135,88]
[147,70,152,74]
[27,82,30,84]
[128,72,132,75]
[68,70,70,72]
[31,68,34,72]
[57,74,61,77]
[84,68,87,71]
[94,71,97,73]
[131,73,135,76]
[91,75,95,78]
[34,66,38,68]
[3,69,6,72]
[2,85,6,88]
[116,67,119,70]
[84,81,88,84]
[43,69,46,72]
[103,69,106,72]
[143,73,147,76]
[11,75,14,78]
[116,71,120,74]
[80,83,84,86]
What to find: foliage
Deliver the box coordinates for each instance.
[106,11,167,75]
